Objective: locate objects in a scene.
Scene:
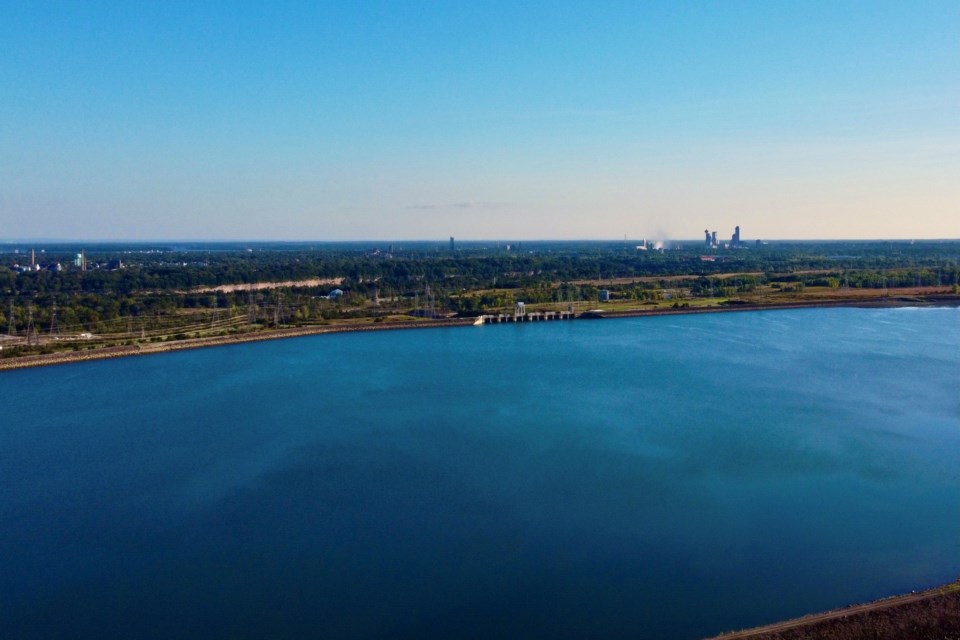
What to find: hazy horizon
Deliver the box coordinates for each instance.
[3,235,960,247]
[2,2,958,241]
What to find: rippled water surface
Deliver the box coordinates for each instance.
[2,307,959,639]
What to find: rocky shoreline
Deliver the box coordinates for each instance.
[0,318,474,371]
[706,579,960,639]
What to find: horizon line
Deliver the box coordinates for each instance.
[2,237,960,245]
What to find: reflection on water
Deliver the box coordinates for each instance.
[2,307,959,639]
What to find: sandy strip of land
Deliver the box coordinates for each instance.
[569,272,765,285]
[187,277,344,294]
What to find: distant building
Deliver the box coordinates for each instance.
[449,236,455,251]
[732,225,741,248]
[599,289,610,302]
[327,289,344,299]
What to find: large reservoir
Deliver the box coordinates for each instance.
[2,307,958,639]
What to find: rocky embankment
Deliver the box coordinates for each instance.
[707,580,960,640]
[0,318,474,371]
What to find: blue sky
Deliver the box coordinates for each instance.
[1,1,957,241]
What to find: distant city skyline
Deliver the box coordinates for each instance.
[2,1,958,241]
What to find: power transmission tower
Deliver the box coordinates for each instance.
[425,284,434,318]
[7,302,15,336]
[274,292,284,327]
[26,306,35,346]
[49,303,58,336]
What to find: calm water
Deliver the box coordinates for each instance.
[2,307,959,639]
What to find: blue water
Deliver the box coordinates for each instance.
[2,307,959,639]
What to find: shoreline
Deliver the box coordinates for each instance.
[2,295,958,372]
[705,578,960,639]
[0,317,475,372]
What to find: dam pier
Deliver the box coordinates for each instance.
[474,302,576,325]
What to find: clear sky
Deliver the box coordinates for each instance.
[1,1,958,241]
